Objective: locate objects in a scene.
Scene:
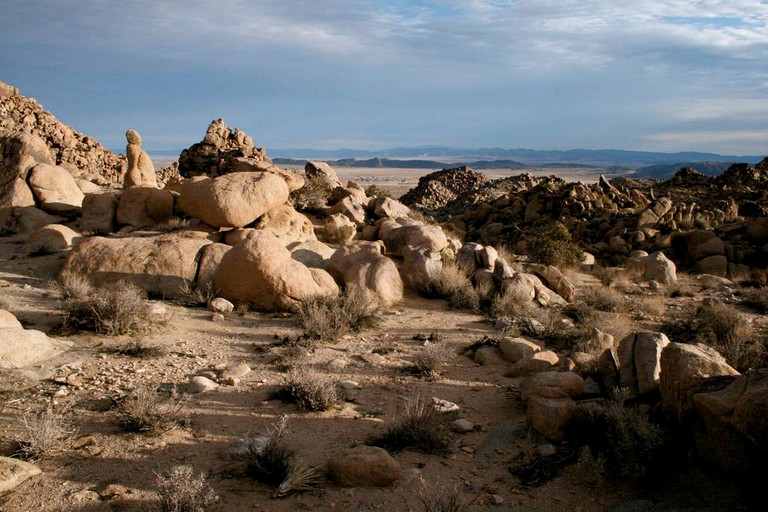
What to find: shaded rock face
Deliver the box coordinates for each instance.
[212,230,339,311]
[177,119,272,178]
[59,234,212,299]
[0,80,123,182]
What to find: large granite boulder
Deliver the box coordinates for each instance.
[116,186,174,228]
[59,234,211,299]
[0,327,71,369]
[254,204,316,243]
[27,163,84,215]
[328,242,403,308]
[617,331,671,396]
[212,230,338,311]
[177,172,289,228]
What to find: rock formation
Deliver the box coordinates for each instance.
[123,129,158,189]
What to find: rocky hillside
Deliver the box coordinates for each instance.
[0,81,124,182]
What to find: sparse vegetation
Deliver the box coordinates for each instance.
[364,184,392,198]
[155,465,217,512]
[526,222,583,269]
[118,384,188,435]
[413,342,454,379]
[238,417,324,498]
[582,286,628,313]
[742,288,768,314]
[273,369,340,411]
[298,286,381,340]
[15,407,76,460]
[418,478,469,512]
[488,287,536,321]
[367,396,449,454]
[291,174,334,212]
[418,263,480,312]
[115,339,166,358]
[59,276,154,335]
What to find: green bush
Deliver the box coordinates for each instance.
[526,222,583,269]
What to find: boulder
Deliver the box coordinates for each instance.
[27,163,85,215]
[401,245,442,290]
[457,243,481,276]
[287,240,335,270]
[305,161,342,188]
[212,230,339,311]
[25,224,81,254]
[617,331,671,396]
[74,178,100,194]
[370,197,411,219]
[80,192,118,233]
[381,224,449,255]
[330,196,367,226]
[694,255,728,277]
[508,350,560,377]
[527,395,580,442]
[660,342,739,420]
[521,371,585,402]
[573,328,614,357]
[196,243,230,291]
[7,206,63,234]
[254,204,315,243]
[59,234,211,299]
[0,310,22,328]
[209,297,234,313]
[0,132,52,225]
[324,213,357,244]
[230,157,305,192]
[177,172,289,228]
[530,265,575,302]
[328,446,401,487]
[0,328,71,368]
[116,186,174,228]
[328,242,403,308]
[473,346,506,366]
[499,337,541,363]
[642,252,677,285]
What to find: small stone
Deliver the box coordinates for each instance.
[221,362,251,380]
[198,371,217,380]
[188,376,219,393]
[327,358,348,370]
[209,297,234,313]
[537,444,556,456]
[490,494,504,505]
[211,313,225,322]
[460,445,476,454]
[452,419,475,433]
[432,397,459,415]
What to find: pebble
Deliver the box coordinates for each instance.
[490,494,504,505]
[537,444,557,456]
[460,445,476,454]
[452,419,475,433]
[209,297,234,313]
[221,362,251,380]
[432,397,460,415]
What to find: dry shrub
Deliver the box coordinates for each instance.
[179,280,218,307]
[742,288,768,314]
[273,369,340,411]
[239,417,324,498]
[115,339,166,358]
[668,281,696,298]
[595,312,635,343]
[367,396,449,454]
[15,407,76,460]
[413,342,454,379]
[118,384,187,436]
[298,287,380,341]
[418,478,468,512]
[155,465,217,512]
[488,287,536,321]
[526,222,583,269]
[692,303,763,371]
[632,296,668,318]
[59,275,152,335]
[572,389,663,481]
[537,309,583,351]
[582,286,628,313]
[291,174,334,212]
[419,264,479,312]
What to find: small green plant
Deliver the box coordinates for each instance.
[118,384,187,436]
[15,407,76,460]
[367,396,449,454]
[273,369,340,411]
[526,222,583,269]
[154,465,217,512]
[298,286,380,340]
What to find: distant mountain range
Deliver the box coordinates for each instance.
[272,157,622,172]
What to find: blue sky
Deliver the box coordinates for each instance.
[1,0,767,154]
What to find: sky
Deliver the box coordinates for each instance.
[1,0,767,155]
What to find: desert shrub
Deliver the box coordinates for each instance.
[298,286,380,341]
[582,286,628,313]
[632,295,668,318]
[595,312,635,343]
[537,309,583,351]
[115,339,166,358]
[155,465,217,512]
[742,288,768,314]
[239,417,324,498]
[15,407,76,460]
[526,222,583,269]
[273,369,340,411]
[488,287,536,321]
[178,280,218,307]
[574,446,606,483]
[572,388,664,481]
[418,478,468,512]
[291,174,334,212]
[413,342,454,379]
[59,276,152,335]
[562,302,598,327]
[364,184,392,198]
[118,384,187,435]
[367,396,449,454]
[693,303,764,371]
[418,264,479,312]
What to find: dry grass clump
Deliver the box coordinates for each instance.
[15,407,77,460]
[526,222,584,269]
[59,275,152,335]
[273,369,340,411]
[488,287,536,321]
[413,342,455,379]
[291,174,334,212]
[367,396,449,454]
[118,384,188,436]
[115,339,166,358]
[582,286,628,313]
[596,312,636,343]
[693,303,763,371]
[419,264,480,312]
[298,287,380,341]
[418,478,469,512]
[238,417,324,498]
[632,295,668,318]
[155,465,217,512]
